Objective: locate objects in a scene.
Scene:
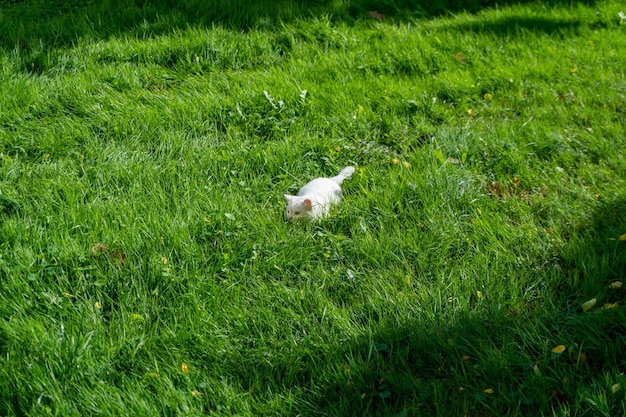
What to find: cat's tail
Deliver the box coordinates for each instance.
[329,166,355,185]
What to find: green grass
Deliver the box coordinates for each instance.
[1,0,625,416]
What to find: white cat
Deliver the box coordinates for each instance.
[284,166,355,221]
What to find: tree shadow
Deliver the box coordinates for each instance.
[0,0,597,52]
[300,198,626,416]
[439,15,583,37]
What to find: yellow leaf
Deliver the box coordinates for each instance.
[476,291,483,298]
[161,256,168,265]
[484,93,493,101]
[342,364,350,375]
[391,158,400,165]
[484,388,494,394]
[552,345,566,354]
[609,281,623,289]
[191,389,202,397]
[582,298,597,312]
[462,355,471,361]
[131,313,144,322]
[402,161,411,168]
[62,292,74,298]
[181,363,189,373]
[533,364,541,376]
[604,302,619,309]
[612,383,621,393]
[619,234,626,241]
[94,301,102,309]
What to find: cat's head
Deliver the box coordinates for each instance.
[284,195,313,221]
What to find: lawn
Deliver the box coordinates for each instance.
[1,0,625,415]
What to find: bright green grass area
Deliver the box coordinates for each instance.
[1,0,625,415]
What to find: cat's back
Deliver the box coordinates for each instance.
[298,178,341,197]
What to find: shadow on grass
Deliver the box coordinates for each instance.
[300,198,626,416]
[440,15,583,37]
[0,0,596,52]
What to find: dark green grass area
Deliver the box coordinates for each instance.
[1,0,625,416]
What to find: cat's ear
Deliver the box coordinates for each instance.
[284,194,293,201]
[303,199,313,209]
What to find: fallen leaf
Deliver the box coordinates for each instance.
[619,234,626,241]
[612,383,621,393]
[181,363,189,373]
[112,249,127,265]
[369,11,386,20]
[484,388,494,394]
[487,182,503,197]
[91,243,109,255]
[484,93,493,101]
[533,364,541,376]
[476,290,483,298]
[131,313,144,322]
[94,301,102,309]
[191,389,202,397]
[552,345,566,354]
[342,364,350,375]
[391,158,400,165]
[402,161,411,168]
[581,298,597,312]
[604,302,619,309]
[462,355,471,361]
[609,281,622,289]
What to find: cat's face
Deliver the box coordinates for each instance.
[284,195,313,221]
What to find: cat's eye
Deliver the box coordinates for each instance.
[294,211,301,216]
